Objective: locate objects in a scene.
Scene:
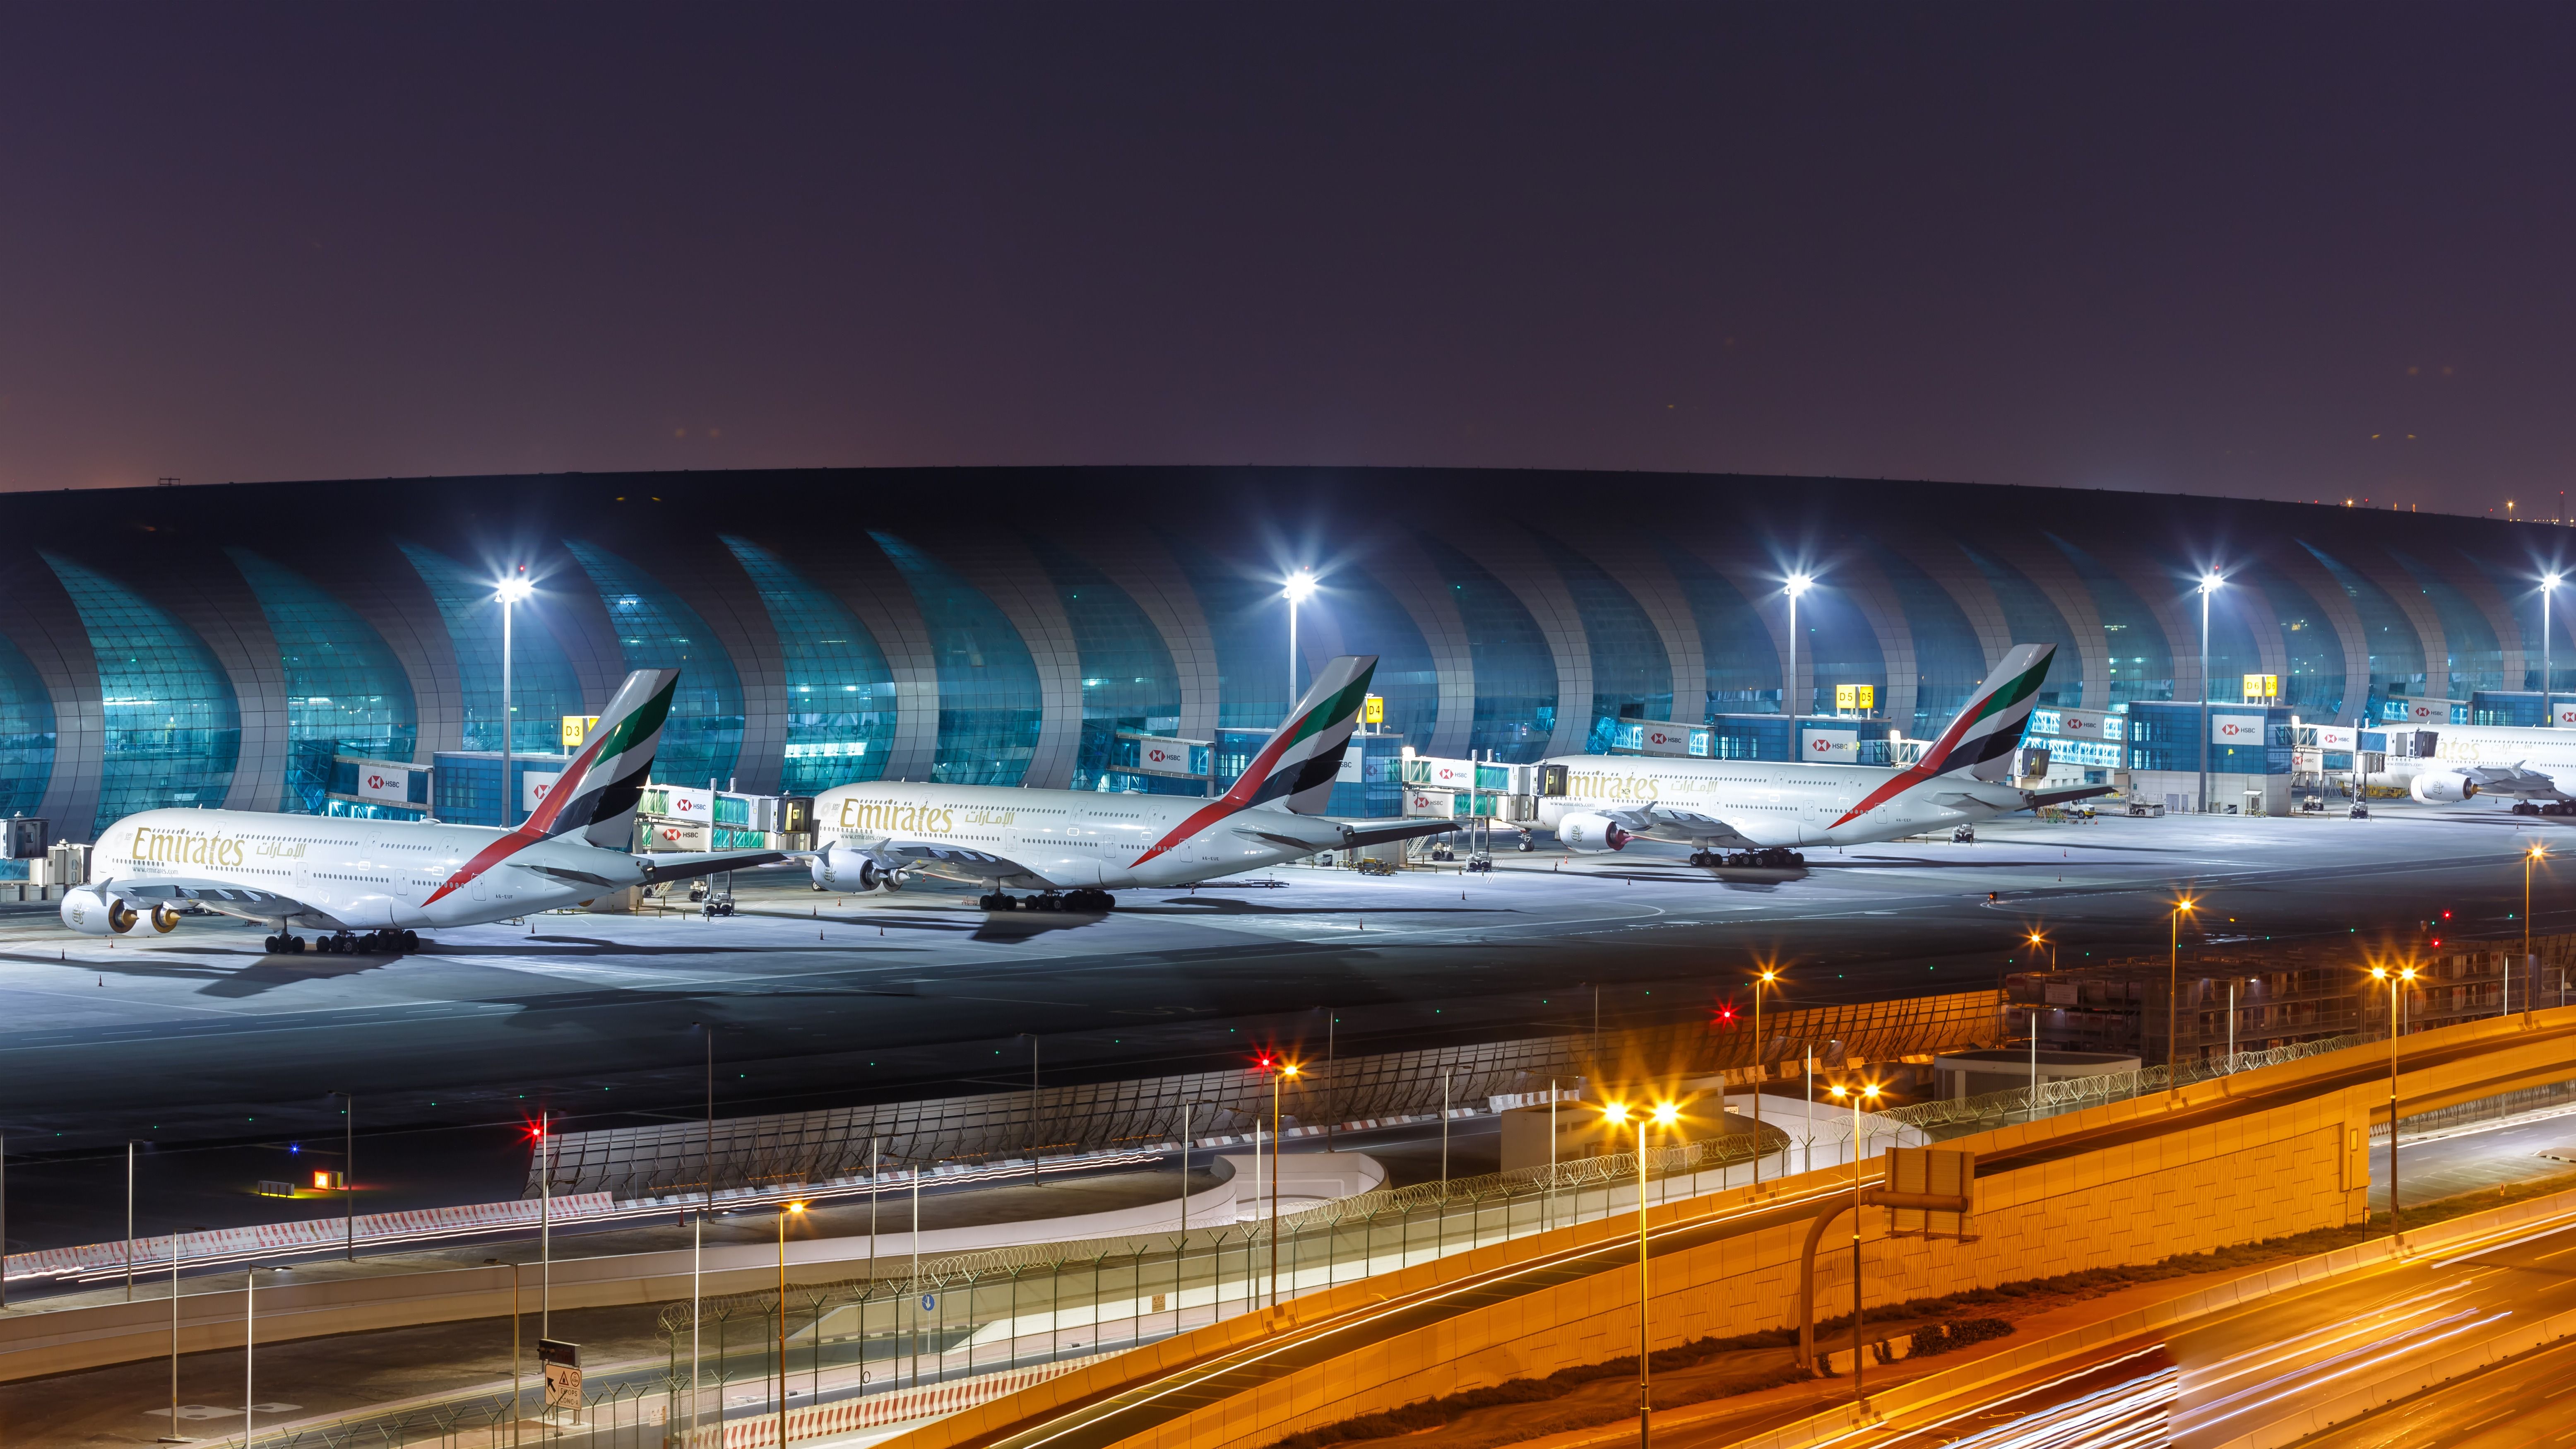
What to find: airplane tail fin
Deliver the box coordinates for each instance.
[1223,655,1379,816]
[522,668,680,845]
[1920,645,2056,782]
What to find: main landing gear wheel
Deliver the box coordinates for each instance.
[1065,888,1115,913]
[978,891,1018,912]
[264,933,308,954]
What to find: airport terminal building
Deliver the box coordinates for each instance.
[0,467,2561,843]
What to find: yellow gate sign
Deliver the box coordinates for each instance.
[1363,694,1385,724]
[561,715,600,748]
[2240,674,2279,702]
[1834,684,1875,711]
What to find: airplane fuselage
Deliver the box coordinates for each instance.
[814,782,1348,890]
[1535,754,2028,848]
[102,808,631,930]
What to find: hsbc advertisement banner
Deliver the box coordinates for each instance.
[1637,724,1695,756]
[354,765,419,803]
[2556,703,2576,729]
[661,786,714,818]
[1133,738,1200,778]
[2311,725,2357,751]
[1801,728,1859,761]
[523,770,564,813]
[2210,714,2267,746]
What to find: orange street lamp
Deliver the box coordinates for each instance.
[1825,1082,1882,1409]
[2168,897,2197,1094]
[1752,968,1782,1185]
[1602,1099,1681,1449]
[1267,1060,1301,1306]
[778,1200,806,1447]
[2368,966,2419,1236]
[2523,843,2547,1018]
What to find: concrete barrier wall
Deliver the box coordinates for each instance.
[884,1006,2576,1449]
[0,1178,1238,1383]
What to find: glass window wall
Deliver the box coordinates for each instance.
[871,533,1041,785]
[723,538,896,794]
[565,541,746,790]
[2044,536,2174,706]
[2302,544,2428,713]
[398,543,584,756]
[46,554,240,833]
[2388,549,2502,698]
[1958,546,2081,707]
[1029,542,1184,792]
[1872,547,1986,734]
[226,549,419,813]
[1414,535,1558,762]
[1655,545,1780,714]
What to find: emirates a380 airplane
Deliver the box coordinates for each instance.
[65,669,784,953]
[1537,643,2110,866]
[806,654,1456,910]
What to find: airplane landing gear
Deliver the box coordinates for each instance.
[263,933,307,954]
[979,891,1017,911]
[1517,832,1535,853]
[1706,848,1805,868]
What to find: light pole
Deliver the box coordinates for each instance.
[330,1091,354,1261]
[2167,897,2196,1094]
[1784,574,1813,717]
[2524,843,2547,1018]
[777,1200,807,1449]
[1264,1059,1301,1306]
[1283,571,1318,718]
[2545,573,2561,727]
[2198,571,2224,814]
[484,1258,523,1447]
[2025,934,2050,1118]
[241,1265,289,1449]
[1601,1098,1679,1449]
[2369,964,2419,1237]
[496,570,533,826]
[1752,968,1780,1186]
[1824,1082,1881,1410]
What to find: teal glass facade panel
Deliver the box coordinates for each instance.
[1030,542,1184,791]
[2044,536,2174,706]
[2388,549,2502,698]
[1958,545,2082,707]
[0,629,54,822]
[46,554,241,833]
[2302,544,2427,711]
[1316,567,1439,752]
[2247,572,2346,719]
[722,537,896,794]
[1540,539,1673,752]
[1787,580,1886,717]
[397,542,584,757]
[1656,545,1780,714]
[871,532,1041,785]
[226,549,418,813]
[1872,547,1985,734]
[1167,548,1294,733]
[566,540,746,790]
[2459,552,2564,694]
[1415,534,1557,762]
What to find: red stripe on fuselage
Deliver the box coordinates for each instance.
[1826,694,1995,829]
[423,828,544,906]
[1133,726,1316,865]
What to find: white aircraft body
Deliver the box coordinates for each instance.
[63,669,784,953]
[1535,644,2108,865]
[2356,720,2576,814]
[808,655,1455,909]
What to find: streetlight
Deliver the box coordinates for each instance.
[484,1257,523,1448]
[330,1091,355,1261]
[1824,1082,1881,1410]
[1784,573,1814,717]
[2367,964,2420,1237]
[2024,933,2052,1119]
[2168,897,2197,1095]
[2523,843,2547,1018]
[241,1264,291,1449]
[1751,968,1781,1185]
[2545,573,2562,727]
[1263,1059,1301,1306]
[1282,570,1318,717]
[496,570,533,826]
[2198,571,2224,814]
[778,1200,808,1449]
[1602,1098,1680,1449]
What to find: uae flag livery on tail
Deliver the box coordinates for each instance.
[1231,654,1379,815]
[1921,643,2055,781]
[532,667,679,845]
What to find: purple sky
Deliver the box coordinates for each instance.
[4,4,2571,513]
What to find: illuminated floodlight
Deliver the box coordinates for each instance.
[496,575,534,604]
[1650,1101,1681,1126]
[1282,570,1318,604]
[2199,571,2225,595]
[1601,1100,1633,1124]
[1785,572,1813,598]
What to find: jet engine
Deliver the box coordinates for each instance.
[808,840,886,892]
[2410,771,2478,804]
[60,886,137,935]
[1555,812,1632,853]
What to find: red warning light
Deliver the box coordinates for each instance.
[2441,910,2453,920]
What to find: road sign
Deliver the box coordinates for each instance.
[539,1339,582,1408]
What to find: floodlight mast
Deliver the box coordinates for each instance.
[496,569,534,825]
[1784,573,1813,717]
[2198,571,2224,814]
[1283,571,1318,719]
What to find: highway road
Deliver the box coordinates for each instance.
[2,804,2567,1251]
[1774,1203,2576,1449]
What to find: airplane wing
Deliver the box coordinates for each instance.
[868,842,1050,889]
[1232,818,1467,853]
[2458,763,2570,800]
[630,849,789,883]
[1592,805,1759,848]
[100,876,318,925]
[2022,785,2119,810]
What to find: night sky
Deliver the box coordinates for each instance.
[4,4,2571,512]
